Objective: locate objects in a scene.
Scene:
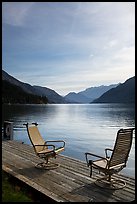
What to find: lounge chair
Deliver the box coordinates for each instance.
[85,128,135,189]
[23,122,65,169]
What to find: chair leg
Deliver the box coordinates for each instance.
[95,174,126,190]
[90,165,92,177]
[35,158,60,170]
[89,160,93,177]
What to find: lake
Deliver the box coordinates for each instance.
[2,103,135,178]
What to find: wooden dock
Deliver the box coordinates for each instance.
[2,140,135,202]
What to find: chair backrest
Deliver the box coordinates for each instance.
[109,128,134,168]
[27,124,47,153]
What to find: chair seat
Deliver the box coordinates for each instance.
[38,147,65,155]
[93,158,108,169]
[38,148,54,154]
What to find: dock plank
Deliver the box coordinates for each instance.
[2,140,135,202]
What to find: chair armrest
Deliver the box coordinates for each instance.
[85,152,107,166]
[46,140,65,148]
[35,144,55,151]
[105,148,113,158]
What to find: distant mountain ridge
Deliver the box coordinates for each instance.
[64,92,91,103]
[2,69,35,95]
[79,84,119,101]
[33,85,66,103]
[64,84,118,103]
[2,70,135,104]
[92,76,135,103]
[2,80,48,104]
[2,70,66,104]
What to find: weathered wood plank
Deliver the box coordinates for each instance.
[2,164,66,202]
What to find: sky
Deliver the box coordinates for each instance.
[2,2,135,96]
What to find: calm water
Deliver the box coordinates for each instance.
[2,104,135,178]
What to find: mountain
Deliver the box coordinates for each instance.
[2,70,36,95]
[2,70,66,104]
[79,84,118,101]
[92,76,135,103]
[64,84,118,103]
[64,92,91,103]
[33,86,66,103]
[2,80,48,104]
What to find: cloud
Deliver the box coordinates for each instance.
[103,40,118,50]
[114,46,135,62]
[2,2,34,26]
[89,54,94,58]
